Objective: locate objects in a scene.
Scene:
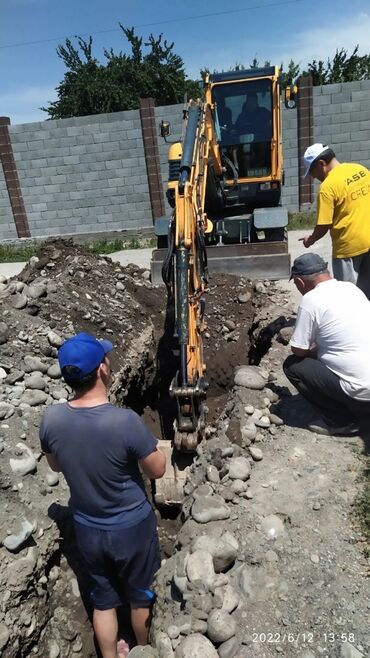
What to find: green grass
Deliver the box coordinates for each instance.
[288,211,316,230]
[0,236,157,263]
[88,236,156,254]
[0,242,41,263]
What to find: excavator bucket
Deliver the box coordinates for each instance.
[155,440,191,506]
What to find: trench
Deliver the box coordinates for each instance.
[38,277,259,657]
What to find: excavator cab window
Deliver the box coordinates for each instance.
[212,79,273,178]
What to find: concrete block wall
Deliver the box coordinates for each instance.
[8,110,152,239]
[0,164,17,240]
[2,79,370,241]
[313,80,370,168]
[281,105,298,210]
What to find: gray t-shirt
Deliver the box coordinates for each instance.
[40,403,157,526]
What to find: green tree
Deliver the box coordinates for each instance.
[303,46,370,85]
[42,26,201,119]
[280,59,300,86]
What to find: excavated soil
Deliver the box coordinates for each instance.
[0,239,256,657]
[0,240,368,658]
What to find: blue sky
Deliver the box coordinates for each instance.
[1,0,370,124]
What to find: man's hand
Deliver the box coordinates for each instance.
[298,234,314,248]
[298,224,330,249]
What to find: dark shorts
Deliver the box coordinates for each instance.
[74,510,160,611]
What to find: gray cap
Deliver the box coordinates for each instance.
[290,253,328,280]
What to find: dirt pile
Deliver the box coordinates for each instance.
[148,287,369,658]
[0,239,257,657]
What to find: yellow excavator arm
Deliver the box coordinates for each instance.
[163,99,222,451]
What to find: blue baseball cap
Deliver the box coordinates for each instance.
[58,332,113,380]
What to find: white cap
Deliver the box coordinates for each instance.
[303,143,330,178]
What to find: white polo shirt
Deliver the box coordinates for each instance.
[290,278,370,400]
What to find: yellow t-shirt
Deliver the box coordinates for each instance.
[317,162,370,258]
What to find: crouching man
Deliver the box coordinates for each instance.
[39,333,166,658]
[283,253,370,436]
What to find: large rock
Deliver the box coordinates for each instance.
[175,634,218,658]
[3,518,35,552]
[47,331,64,347]
[47,363,62,379]
[207,609,236,643]
[0,623,10,651]
[9,442,37,476]
[0,322,9,344]
[27,283,47,299]
[191,495,230,523]
[12,294,28,309]
[218,637,242,658]
[234,366,265,390]
[127,646,157,657]
[192,532,239,572]
[186,550,215,588]
[261,514,285,539]
[228,457,251,481]
[26,373,46,390]
[23,355,49,373]
[0,402,15,420]
[21,390,48,406]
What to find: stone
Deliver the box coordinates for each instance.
[244,405,254,414]
[192,532,239,572]
[255,415,270,428]
[186,550,216,588]
[264,388,279,403]
[207,609,236,643]
[23,355,49,373]
[191,495,231,523]
[5,369,25,385]
[21,390,48,406]
[0,402,15,420]
[224,319,236,331]
[279,326,294,345]
[0,623,10,651]
[269,413,284,426]
[3,518,35,552]
[47,363,62,378]
[28,283,47,299]
[48,640,61,658]
[46,470,59,486]
[9,442,37,476]
[340,645,364,658]
[249,446,263,461]
[51,388,69,401]
[0,322,9,344]
[206,465,220,484]
[310,554,320,564]
[154,630,175,657]
[228,457,251,481]
[26,373,46,390]
[174,634,218,658]
[240,422,257,443]
[230,479,248,495]
[234,366,265,390]
[238,292,251,304]
[261,515,285,539]
[221,584,240,613]
[12,294,28,309]
[127,646,157,657]
[218,637,241,658]
[48,331,64,347]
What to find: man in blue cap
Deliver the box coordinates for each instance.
[39,333,166,658]
[283,254,370,436]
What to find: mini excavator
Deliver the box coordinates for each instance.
[152,67,297,505]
